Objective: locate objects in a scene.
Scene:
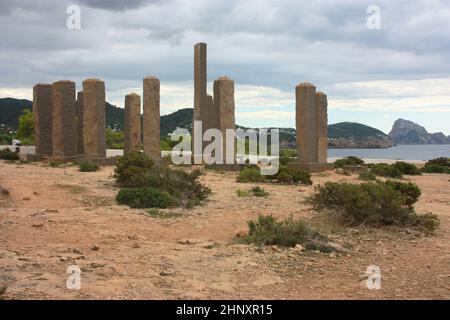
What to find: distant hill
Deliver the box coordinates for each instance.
[328,122,394,148]
[389,118,450,144]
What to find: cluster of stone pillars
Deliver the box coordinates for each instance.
[33,79,107,160]
[122,76,161,160]
[33,76,162,162]
[288,82,333,172]
[32,42,331,172]
[193,42,236,165]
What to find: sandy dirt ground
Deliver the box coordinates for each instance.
[0,160,449,300]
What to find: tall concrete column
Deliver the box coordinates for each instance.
[296,82,317,163]
[143,76,161,160]
[124,93,141,155]
[52,80,77,157]
[83,78,106,158]
[213,77,235,163]
[76,91,84,155]
[33,83,53,155]
[316,92,328,164]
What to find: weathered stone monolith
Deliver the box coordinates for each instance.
[33,83,53,155]
[213,77,235,164]
[124,93,141,155]
[316,91,328,164]
[194,42,207,126]
[296,82,317,163]
[83,79,106,158]
[52,80,77,157]
[202,94,217,151]
[76,91,84,155]
[143,76,161,160]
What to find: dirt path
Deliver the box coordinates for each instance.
[0,160,449,299]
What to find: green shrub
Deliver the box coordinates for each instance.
[236,189,251,197]
[271,167,312,185]
[241,215,324,248]
[0,148,20,161]
[114,152,210,208]
[383,180,421,208]
[425,157,450,167]
[237,166,312,185]
[237,167,266,183]
[334,156,364,168]
[393,161,422,175]
[421,165,450,174]
[78,162,99,172]
[308,181,438,232]
[279,149,297,158]
[369,163,403,178]
[358,171,377,181]
[116,187,176,208]
[410,212,440,233]
[251,186,269,197]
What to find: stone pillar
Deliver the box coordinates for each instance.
[202,94,217,151]
[194,42,207,125]
[83,79,106,158]
[316,92,328,164]
[213,77,235,163]
[143,76,161,160]
[33,83,53,155]
[76,91,84,155]
[124,93,141,155]
[296,82,317,163]
[52,80,77,157]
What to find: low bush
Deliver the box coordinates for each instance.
[251,186,269,197]
[114,152,210,208]
[236,189,251,197]
[369,163,403,178]
[383,180,421,208]
[308,181,438,233]
[240,215,326,248]
[78,162,99,172]
[237,166,312,185]
[237,167,266,183]
[421,165,450,174]
[116,187,176,208]
[420,158,450,174]
[425,157,450,167]
[393,161,422,175]
[272,167,312,185]
[358,171,377,181]
[0,149,20,161]
[334,156,364,168]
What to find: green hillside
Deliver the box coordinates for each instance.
[328,122,388,139]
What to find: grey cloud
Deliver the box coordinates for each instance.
[75,0,165,11]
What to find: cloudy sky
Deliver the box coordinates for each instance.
[1,0,449,134]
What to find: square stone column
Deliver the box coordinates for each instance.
[83,78,106,158]
[213,76,235,164]
[296,82,317,163]
[124,93,142,155]
[316,92,328,164]
[143,76,161,160]
[76,91,84,155]
[194,42,207,125]
[33,83,53,155]
[52,80,77,157]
